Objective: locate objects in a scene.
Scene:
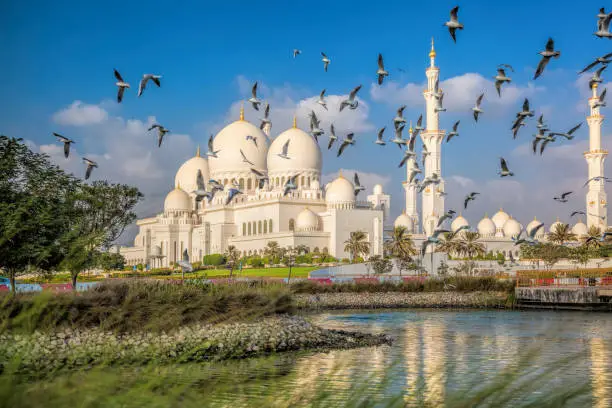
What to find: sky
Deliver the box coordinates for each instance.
[1,0,611,245]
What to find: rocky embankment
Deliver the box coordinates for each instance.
[294,291,510,310]
[0,316,392,376]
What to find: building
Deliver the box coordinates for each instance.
[120,111,388,267]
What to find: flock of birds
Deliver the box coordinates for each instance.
[49,6,612,255]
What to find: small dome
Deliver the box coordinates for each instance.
[373,184,383,195]
[477,215,496,237]
[325,173,355,208]
[296,207,320,232]
[451,215,469,232]
[527,217,545,237]
[208,117,269,178]
[572,221,588,236]
[549,218,563,233]
[164,186,192,212]
[491,208,510,230]
[394,213,414,232]
[503,217,522,238]
[174,151,209,195]
[267,126,322,177]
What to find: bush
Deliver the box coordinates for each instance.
[202,254,226,266]
[247,256,264,268]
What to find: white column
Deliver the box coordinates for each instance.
[586,84,608,229]
[404,156,420,233]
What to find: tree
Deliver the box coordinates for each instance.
[60,181,142,289]
[384,226,418,277]
[264,241,281,264]
[225,245,241,279]
[548,223,576,245]
[343,231,371,262]
[284,246,298,282]
[369,255,393,275]
[0,136,80,292]
[532,243,567,270]
[95,251,126,272]
[295,244,309,255]
[440,231,485,275]
[582,225,603,249]
[569,246,594,269]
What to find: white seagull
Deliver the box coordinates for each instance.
[52,133,75,158]
[444,6,464,43]
[114,69,130,103]
[83,158,98,180]
[248,82,262,111]
[138,74,162,97]
[472,93,484,122]
[321,52,331,72]
[317,89,328,110]
[339,85,362,112]
[377,53,389,85]
[148,124,170,148]
[207,134,220,158]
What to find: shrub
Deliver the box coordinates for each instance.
[247,256,264,268]
[202,254,226,266]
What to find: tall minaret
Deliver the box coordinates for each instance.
[404,121,420,233]
[585,83,608,229]
[421,38,446,236]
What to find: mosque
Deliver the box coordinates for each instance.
[120,41,608,266]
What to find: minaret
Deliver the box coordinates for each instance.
[421,38,446,236]
[585,83,608,229]
[404,121,420,233]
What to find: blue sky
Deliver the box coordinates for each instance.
[2,0,611,243]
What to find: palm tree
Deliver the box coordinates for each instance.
[225,245,241,279]
[444,231,485,276]
[582,225,603,249]
[436,231,462,257]
[343,231,371,263]
[548,223,576,245]
[295,244,309,255]
[384,226,418,276]
[264,241,280,264]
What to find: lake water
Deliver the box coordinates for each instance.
[15,309,612,407]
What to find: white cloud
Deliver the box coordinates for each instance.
[370,73,544,116]
[52,101,109,126]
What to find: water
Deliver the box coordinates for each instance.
[12,310,612,407]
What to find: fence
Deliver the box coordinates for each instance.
[516,268,612,287]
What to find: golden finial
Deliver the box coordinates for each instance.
[485,212,488,217]
[429,37,436,58]
[195,145,201,157]
[409,120,413,133]
[594,82,599,89]
[293,115,297,128]
[239,102,245,121]
[176,181,181,190]
[338,169,344,178]
[556,216,560,222]
[534,216,537,221]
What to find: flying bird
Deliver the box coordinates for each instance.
[52,133,75,158]
[464,192,480,209]
[534,38,561,80]
[446,121,460,143]
[554,191,573,203]
[418,173,440,193]
[539,134,556,155]
[580,53,612,74]
[148,124,170,148]
[114,69,130,103]
[250,168,269,189]
[570,210,586,217]
[394,105,407,127]
[193,170,215,205]
[421,228,451,255]
[260,103,271,130]
[328,124,338,150]
[536,114,549,131]
[494,68,512,97]
[83,158,98,180]
[354,173,365,197]
[391,124,406,149]
[309,110,324,140]
[421,144,431,167]
[513,223,544,246]
[321,52,331,72]
[589,65,607,89]
[317,89,328,110]
[472,93,484,121]
[339,85,362,111]
[283,175,299,197]
[407,162,422,183]
[375,127,386,146]
[240,149,254,165]
[517,98,535,119]
[278,139,290,159]
[207,135,220,158]
[377,53,389,85]
[595,11,612,38]
[225,187,243,205]
[583,176,612,187]
[248,82,262,111]
[437,210,457,228]
[415,114,424,132]
[594,88,607,108]
[549,123,582,140]
[246,135,258,148]
[444,6,464,43]
[208,179,224,193]
[337,133,355,157]
[293,49,301,58]
[138,74,162,97]
[511,118,526,139]
[498,157,514,177]
[435,93,446,112]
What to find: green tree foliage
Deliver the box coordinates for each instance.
[202,254,226,266]
[343,231,371,262]
[548,223,577,245]
[95,251,126,272]
[369,255,393,275]
[0,136,80,291]
[60,181,142,288]
[225,245,241,279]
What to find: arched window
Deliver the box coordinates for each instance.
[258,220,262,234]
[314,246,320,253]
[242,223,246,236]
[223,179,228,185]
[307,177,311,187]
[247,178,252,190]
[269,219,273,233]
[281,176,286,186]
[238,178,244,189]
[174,241,178,263]
[248,223,252,235]
[275,177,280,186]
[289,219,295,231]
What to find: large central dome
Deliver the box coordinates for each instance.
[208,109,269,179]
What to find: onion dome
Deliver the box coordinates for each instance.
[208,106,269,178]
[295,207,321,232]
[549,217,563,233]
[394,212,414,232]
[572,220,588,236]
[477,214,496,237]
[174,146,209,195]
[451,214,469,232]
[526,216,545,238]
[503,217,522,238]
[267,119,322,180]
[491,208,510,230]
[164,185,192,212]
[325,171,355,209]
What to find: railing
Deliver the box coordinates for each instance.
[516,268,612,287]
